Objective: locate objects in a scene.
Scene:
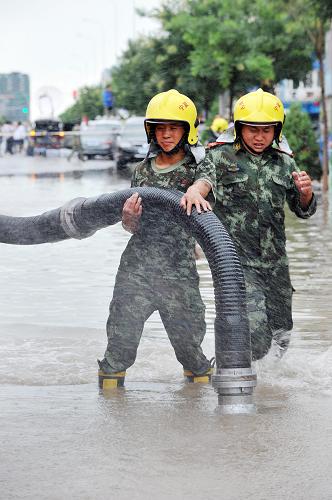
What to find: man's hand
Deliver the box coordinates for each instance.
[122,193,142,233]
[180,181,212,216]
[292,171,313,209]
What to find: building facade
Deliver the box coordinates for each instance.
[0,72,30,122]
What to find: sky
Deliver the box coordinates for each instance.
[0,0,161,119]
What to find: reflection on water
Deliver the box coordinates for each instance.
[0,169,331,500]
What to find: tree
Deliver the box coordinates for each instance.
[151,3,223,115]
[310,0,332,19]
[60,86,104,123]
[163,0,274,115]
[161,0,313,114]
[111,22,219,117]
[111,0,314,119]
[249,0,314,86]
[286,0,332,191]
[283,103,321,180]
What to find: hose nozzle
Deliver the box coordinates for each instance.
[212,367,257,414]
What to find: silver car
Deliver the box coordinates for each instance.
[113,116,149,170]
[80,119,121,160]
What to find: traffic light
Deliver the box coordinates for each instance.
[22,107,28,114]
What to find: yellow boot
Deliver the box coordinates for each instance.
[184,357,215,383]
[98,369,126,389]
[184,367,214,383]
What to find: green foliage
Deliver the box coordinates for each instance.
[310,0,332,20]
[177,0,274,95]
[283,103,322,180]
[109,0,314,116]
[285,0,330,189]
[249,0,313,86]
[111,27,218,115]
[59,86,104,123]
[60,0,318,123]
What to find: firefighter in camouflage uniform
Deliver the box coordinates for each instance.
[98,89,216,388]
[207,88,316,360]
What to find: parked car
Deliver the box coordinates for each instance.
[27,119,64,156]
[80,119,121,160]
[113,116,149,170]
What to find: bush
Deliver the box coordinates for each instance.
[283,103,322,180]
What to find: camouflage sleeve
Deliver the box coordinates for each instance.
[124,165,143,234]
[194,151,216,200]
[286,158,317,219]
[130,168,138,188]
[131,162,145,188]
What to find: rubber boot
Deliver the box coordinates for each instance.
[97,359,126,389]
[98,369,126,389]
[184,357,215,383]
[184,367,214,383]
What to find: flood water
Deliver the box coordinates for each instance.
[0,157,331,500]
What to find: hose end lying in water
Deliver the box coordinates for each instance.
[212,367,257,415]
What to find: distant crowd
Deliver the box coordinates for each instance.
[0,121,28,156]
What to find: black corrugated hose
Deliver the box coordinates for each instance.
[0,187,252,372]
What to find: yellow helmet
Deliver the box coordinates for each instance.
[234,88,285,142]
[145,89,199,145]
[211,117,228,133]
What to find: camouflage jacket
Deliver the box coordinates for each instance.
[118,152,216,280]
[207,143,317,269]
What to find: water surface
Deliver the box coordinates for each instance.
[0,158,331,499]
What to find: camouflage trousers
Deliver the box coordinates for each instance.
[243,265,293,360]
[101,271,211,375]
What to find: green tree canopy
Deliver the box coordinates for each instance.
[111,0,314,116]
[169,0,274,102]
[310,0,332,19]
[111,20,219,116]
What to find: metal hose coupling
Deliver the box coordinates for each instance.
[212,367,257,415]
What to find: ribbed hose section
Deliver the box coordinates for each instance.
[0,187,251,370]
[80,187,252,369]
[0,209,68,244]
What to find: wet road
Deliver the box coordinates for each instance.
[0,155,331,499]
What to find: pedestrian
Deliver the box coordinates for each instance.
[207,88,316,360]
[13,121,27,153]
[1,121,14,155]
[98,89,216,388]
[5,121,14,154]
[102,85,114,117]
